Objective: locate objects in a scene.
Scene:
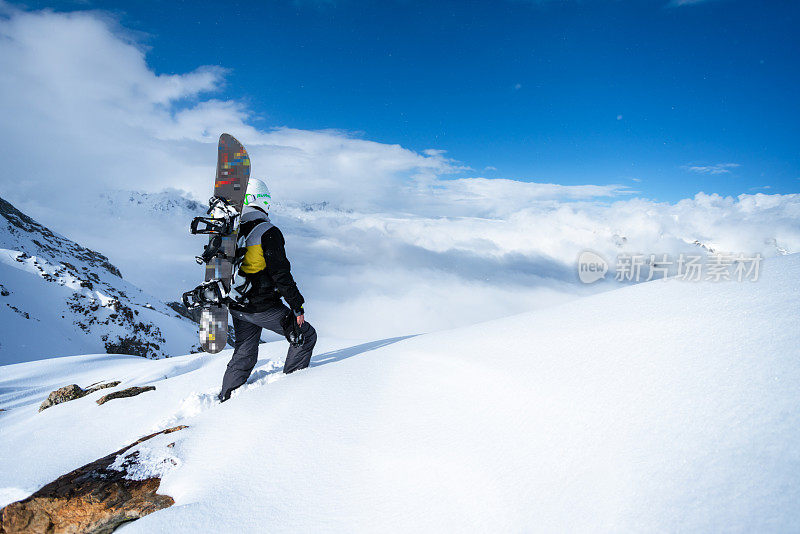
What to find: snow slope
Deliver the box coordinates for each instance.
[1,254,799,531]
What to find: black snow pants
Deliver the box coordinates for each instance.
[219,304,317,401]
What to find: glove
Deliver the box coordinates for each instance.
[280,310,304,347]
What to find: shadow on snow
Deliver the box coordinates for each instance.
[310,335,417,368]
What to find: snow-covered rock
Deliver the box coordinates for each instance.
[0,196,199,364]
[0,425,186,534]
[1,254,798,531]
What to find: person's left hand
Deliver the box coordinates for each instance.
[296,314,305,326]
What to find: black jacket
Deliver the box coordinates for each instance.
[231,218,305,314]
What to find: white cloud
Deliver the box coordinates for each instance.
[408,177,630,218]
[683,163,741,175]
[263,191,800,336]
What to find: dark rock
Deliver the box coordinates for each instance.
[38,382,122,412]
[85,381,121,395]
[96,386,155,406]
[0,425,187,533]
[104,335,162,358]
[38,385,85,413]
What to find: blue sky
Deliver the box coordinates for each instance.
[15,0,800,200]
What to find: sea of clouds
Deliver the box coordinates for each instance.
[1,3,798,339]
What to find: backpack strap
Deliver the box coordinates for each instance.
[229,220,275,305]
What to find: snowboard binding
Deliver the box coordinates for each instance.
[190,196,239,236]
[182,279,229,310]
[195,235,231,264]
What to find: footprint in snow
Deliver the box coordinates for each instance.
[152,360,282,431]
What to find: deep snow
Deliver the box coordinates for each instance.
[1,254,799,532]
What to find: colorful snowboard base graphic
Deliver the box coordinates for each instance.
[199,133,251,353]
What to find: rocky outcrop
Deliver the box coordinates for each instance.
[0,425,186,534]
[38,385,85,412]
[85,381,122,394]
[96,386,155,406]
[39,382,121,412]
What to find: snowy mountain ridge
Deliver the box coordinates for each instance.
[0,196,199,364]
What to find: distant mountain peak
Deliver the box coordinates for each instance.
[1,196,122,278]
[98,190,204,216]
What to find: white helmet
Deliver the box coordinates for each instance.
[244,178,271,212]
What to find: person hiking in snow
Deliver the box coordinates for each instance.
[218,179,317,402]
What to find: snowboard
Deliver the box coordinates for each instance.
[196,134,250,353]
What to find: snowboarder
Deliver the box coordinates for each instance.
[218,179,317,402]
